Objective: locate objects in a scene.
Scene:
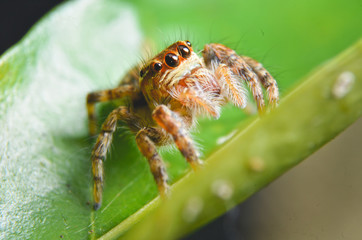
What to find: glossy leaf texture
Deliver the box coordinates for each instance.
[0,0,144,239]
[0,0,361,239]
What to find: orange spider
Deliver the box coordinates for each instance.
[86,40,279,210]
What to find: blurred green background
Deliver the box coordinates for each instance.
[129,0,361,90]
[0,0,361,239]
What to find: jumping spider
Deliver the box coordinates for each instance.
[87,40,279,210]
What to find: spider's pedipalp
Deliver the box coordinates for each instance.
[169,84,221,118]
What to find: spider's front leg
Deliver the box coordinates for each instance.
[203,43,279,112]
[152,105,202,170]
[91,106,144,210]
[242,56,279,107]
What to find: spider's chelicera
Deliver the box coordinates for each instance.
[86,40,279,210]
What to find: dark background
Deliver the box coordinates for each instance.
[0,0,63,55]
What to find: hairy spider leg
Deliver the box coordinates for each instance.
[242,56,279,108]
[214,63,247,109]
[91,106,143,210]
[152,105,202,170]
[86,85,137,136]
[234,58,266,113]
[203,44,268,113]
[135,128,170,197]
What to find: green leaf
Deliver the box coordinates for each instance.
[0,0,361,239]
[0,1,144,239]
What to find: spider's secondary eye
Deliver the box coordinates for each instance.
[177,45,191,58]
[185,40,191,47]
[139,69,145,77]
[165,53,179,67]
[153,62,162,72]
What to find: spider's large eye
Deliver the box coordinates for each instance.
[177,45,191,58]
[165,53,179,67]
[185,40,191,47]
[153,62,162,72]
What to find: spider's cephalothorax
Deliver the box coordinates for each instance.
[86,40,279,210]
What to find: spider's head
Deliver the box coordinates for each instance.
[139,40,203,89]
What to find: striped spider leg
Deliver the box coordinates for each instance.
[202,43,279,112]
